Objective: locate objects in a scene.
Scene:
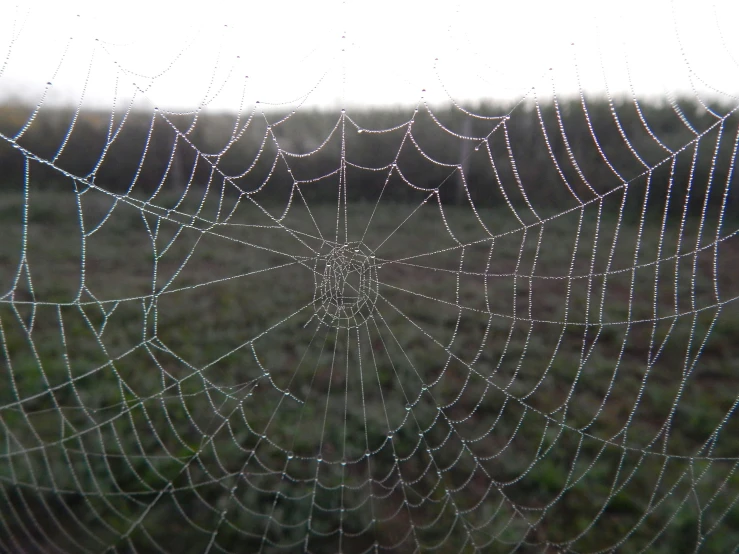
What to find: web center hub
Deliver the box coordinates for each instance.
[313,241,379,329]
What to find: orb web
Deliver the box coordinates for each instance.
[0,2,738,554]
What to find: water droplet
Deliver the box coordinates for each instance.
[284,390,290,396]
[46,82,52,86]
[365,449,371,457]
[405,403,411,411]
[287,451,294,459]
[154,107,158,111]
[370,254,375,258]
[341,108,346,113]
[421,88,426,92]
[549,67,553,70]
[317,455,323,463]
[357,129,364,133]
[474,145,480,151]
[341,459,347,466]
[236,55,240,58]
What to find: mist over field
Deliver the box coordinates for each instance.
[2,97,738,216]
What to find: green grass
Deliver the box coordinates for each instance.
[0,189,738,553]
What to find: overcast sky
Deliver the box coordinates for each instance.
[1,0,738,112]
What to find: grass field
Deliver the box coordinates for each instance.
[1,188,738,553]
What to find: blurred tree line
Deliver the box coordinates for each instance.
[0,97,736,216]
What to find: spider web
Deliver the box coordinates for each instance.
[1,3,739,554]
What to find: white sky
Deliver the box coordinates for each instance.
[1,0,738,112]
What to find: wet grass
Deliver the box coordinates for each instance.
[0,189,738,553]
